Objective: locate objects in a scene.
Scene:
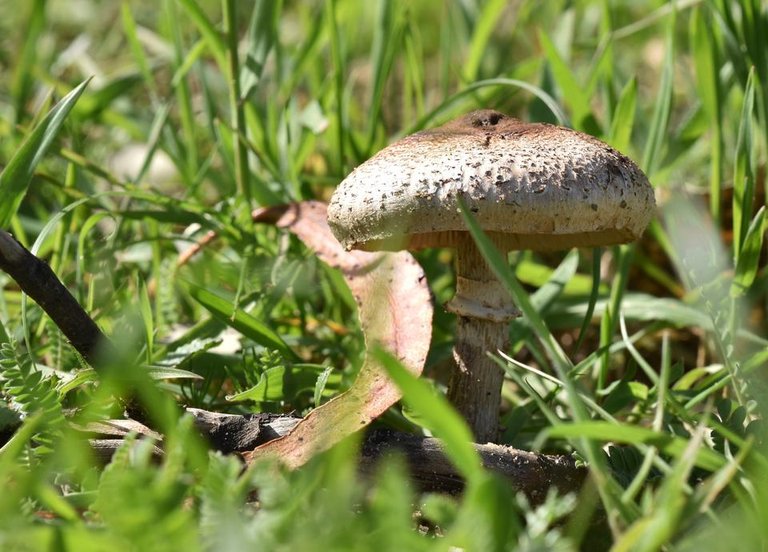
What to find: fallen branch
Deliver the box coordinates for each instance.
[78,412,586,498]
[361,429,586,497]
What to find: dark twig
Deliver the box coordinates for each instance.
[0,230,113,366]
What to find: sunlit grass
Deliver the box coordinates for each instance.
[0,0,766,549]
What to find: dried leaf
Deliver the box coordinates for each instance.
[244,201,433,468]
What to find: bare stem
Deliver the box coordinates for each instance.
[445,235,518,443]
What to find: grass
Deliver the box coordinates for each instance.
[0,0,767,549]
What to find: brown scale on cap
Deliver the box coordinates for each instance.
[327,110,655,443]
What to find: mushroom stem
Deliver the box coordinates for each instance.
[445,236,519,443]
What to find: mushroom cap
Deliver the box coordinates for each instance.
[327,110,655,252]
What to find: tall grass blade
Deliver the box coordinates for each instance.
[241,0,282,99]
[408,77,568,135]
[121,3,158,101]
[326,0,348,172]
[10,0,46,125]
[463,0,508,82]
[365,0,403,153]
[164,0,198,181]
[539,30,593,132]
[597,245,633,390]
[545,422,725,472]
[691,7,724,223]
[0,79,90,228]
[456,200,571,375]
[176,0,226,69]
[732,68,756,261]
[222,0,251,211]
[608,78,637,153]
[641,16,675,176]
[731,206,766,297]
[373,347,483,483]
[574,248,602,352]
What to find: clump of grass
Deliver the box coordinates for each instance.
[0,0,766,549]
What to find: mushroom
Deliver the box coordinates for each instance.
[327,109,655,443]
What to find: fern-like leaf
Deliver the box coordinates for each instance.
[0,338,66,460]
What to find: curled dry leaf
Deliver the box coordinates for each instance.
[244,201,433,468]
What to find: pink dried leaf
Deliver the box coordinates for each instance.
[244,201,433,468]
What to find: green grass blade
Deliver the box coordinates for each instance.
[176,0,226,69]
[691,7,724,224]
[186,284,297,360]
[538,30,592,131]
[222,0,254,212]
[365,0,399,150]
[529,249,579,310]
[691,7,722,119]
[608,78,637,153]
[457,200,632,521]
[326,0,348,172]
[401,20,426,124]
[241,0,282,99]
[597,245,633,390]
[515,254,597,295]
[545,422,725,472]
[463,0,508,82]
[10,0,46,125]
[641,16,675,176]
[165,0,198,181]
[313,365,334,407]
[276,4,325,100]
[0,412,43,472]
[574,248,603,352]
[0,79,90,228]
[407,77,568,136]
[121,2,158,100]
[132,103,172,185]
[731,206,766,297]
[372,347,483,483]
[456,200,572,375]
[74,73,143,120]
[611,0,699,40]
[139,279,154,363]
[732,68,756,261]
[145,366,204,381]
